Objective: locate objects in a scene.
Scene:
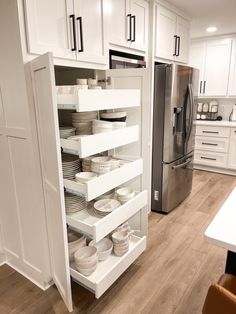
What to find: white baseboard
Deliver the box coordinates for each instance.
[194,165,236,176]
[0,252,6,266]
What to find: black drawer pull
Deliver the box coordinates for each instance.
[202,131,219,134]
[200,156,217,161]
[202,142,218,146]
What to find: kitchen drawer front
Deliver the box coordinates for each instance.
[230,128,236,139]
[196,125,230,138]
[195,136,229,153]
[194,150,227,168]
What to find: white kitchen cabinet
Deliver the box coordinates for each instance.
[155,4,190,63]
[189,39,232,96]
[24,0,107,65]
[228,39,236,96]
[108,0,148,52]
[26,52,148,312]
[228,128,236,170]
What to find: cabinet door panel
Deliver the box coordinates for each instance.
[204,39,232,96]
[74,0,107,64]
[130,0,148,52]
[155,5,176,60]
[24,0,75,59]
[108,0,129,48]
[176,16,190,64]
[189,42,205,96]
[228,39,236,96]
[228,139,236,169]
[29,53,72,312]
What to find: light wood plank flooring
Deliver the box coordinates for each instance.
[1,170,236,314]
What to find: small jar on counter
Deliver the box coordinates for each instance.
[202,103,209,112]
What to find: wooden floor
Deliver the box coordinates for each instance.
[1,170,236,314]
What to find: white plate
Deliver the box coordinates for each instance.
[100,111,127,119]
[94,199,121,213]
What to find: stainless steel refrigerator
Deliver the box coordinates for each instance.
[151,63,199,213]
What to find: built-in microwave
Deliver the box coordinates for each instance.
[109,50,146,69]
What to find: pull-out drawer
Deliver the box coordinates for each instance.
[195,136,229,153]
[196,125,230,138]
[194,150,228,168]
[230,128,236,139]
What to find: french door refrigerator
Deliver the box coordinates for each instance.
[151,63,199,213]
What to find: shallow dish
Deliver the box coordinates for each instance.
[100,111,127,119]
[94,199,121,214]
[75,172,97,183]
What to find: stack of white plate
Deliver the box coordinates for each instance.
[62,153,81,180]
[72,112,97,135]
[64,192,87,214]
[92,120,112,134]
[91,156,112,174]
[59,126,76,139]
[93,198,121,217]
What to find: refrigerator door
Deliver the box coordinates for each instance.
[162,64,197,163]
[161,153,193,213]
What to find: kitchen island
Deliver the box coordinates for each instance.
[205,186,236,275]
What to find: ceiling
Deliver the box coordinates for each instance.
[166,0,236,38]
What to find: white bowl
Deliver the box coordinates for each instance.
[95,189,115,200]
[116,188,135,203]
[100,111,127,119]
[76,78,87,85]
[74,246,98,263]
[89,238,113,261]
[92,120,112,127]
[88,78,97,86]
[112,230,130,244]
[75,172,97,183]
[68,236,86,262]
[76,264,97,276]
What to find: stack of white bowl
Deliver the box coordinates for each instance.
[112,230,130,256]
[81,156,93,172]
[76,79,88,90]
[91,156,112,174]
[72,111,98,135]
[116,187,135,204]
[89,238,113,261]
[62,153,81,180]
[59,126,76,139]
[100,111,127,129]
[88,78,102,90]
[74,246,98,276]
[64,192,87,213]
[92,120,112,134]
[68,230,86,262]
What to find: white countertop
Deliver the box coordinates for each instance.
[205,187,236,252]
[195,120,236,127]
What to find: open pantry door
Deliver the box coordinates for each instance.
[101,68,152,198]
[26,53,73,312]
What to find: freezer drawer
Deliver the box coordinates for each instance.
[152,153,193,213]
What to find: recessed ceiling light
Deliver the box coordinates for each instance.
[206,26,217,33]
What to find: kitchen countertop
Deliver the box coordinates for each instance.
[195,120,236,127]
[205,187,236,253]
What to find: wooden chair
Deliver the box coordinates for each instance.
[202,274,236,314]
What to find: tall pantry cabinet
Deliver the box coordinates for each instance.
[27,53,148,311]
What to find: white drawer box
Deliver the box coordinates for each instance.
[195,136,229,153]
[230,128,236,139]
[196,125,230,138]
[194,150,228,168]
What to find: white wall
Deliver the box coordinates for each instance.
[0,0,51,288]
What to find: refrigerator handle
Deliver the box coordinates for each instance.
[185,84,194,144]
[172,157,193,170]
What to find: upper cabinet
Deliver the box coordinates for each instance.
[155,4,190,64]
[108,0,149,53]
[189,39,232,97]
[24,0,107,65]
[228,39,236,96]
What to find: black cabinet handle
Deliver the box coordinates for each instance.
[69,14,77,51]
[200,156,217,161]
[77,16,84,52]
[200,81,202,94]
[131,15,136,42]
[177,36,180,56]
[203,81,206,93]
[202,131,219,134]
[127,14,132,41]
[202,142,218,146]
[173,35,177,56]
